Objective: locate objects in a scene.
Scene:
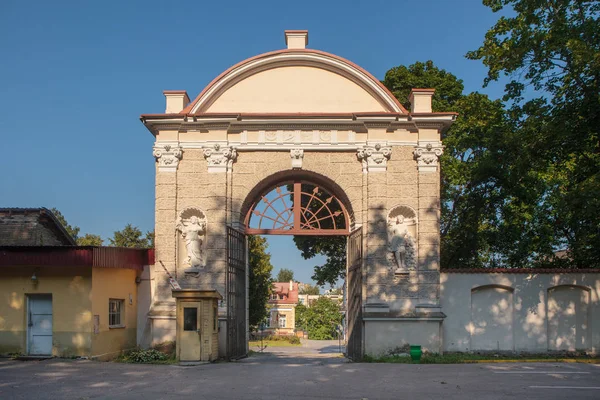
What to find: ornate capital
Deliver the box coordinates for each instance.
[290,148,304,169]
[414,142,444,172]
[356,143,391,173]
[203,144,238,173]
[153,144,182,172]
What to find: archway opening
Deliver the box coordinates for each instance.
[230,172,362,361]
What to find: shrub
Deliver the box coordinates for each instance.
[125,349,168,363]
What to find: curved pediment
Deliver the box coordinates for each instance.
[186,50,406,115]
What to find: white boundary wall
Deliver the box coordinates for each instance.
[440,271,600,354]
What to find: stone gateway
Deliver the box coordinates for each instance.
[139,30,600,359]
[141,29,453,359]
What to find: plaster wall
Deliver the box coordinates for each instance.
[364,319,442,356]
[0,266,92,357]
[205,66,388,113]
[441,272,600,353]
[91,267,139,360]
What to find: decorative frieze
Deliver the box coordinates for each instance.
[153,144,183,172]
[356,143,392,173]
[290,149,304,169]
[203,144,238,173]
[414,142,444,172]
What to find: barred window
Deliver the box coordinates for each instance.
[109,299,125,328]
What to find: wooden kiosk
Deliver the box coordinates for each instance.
[172,289,222,363]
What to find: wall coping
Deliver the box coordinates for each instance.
[441,268,599,274]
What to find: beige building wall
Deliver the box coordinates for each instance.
[441,272,600,353]
[91,267,139,360]
[0,266,92,357]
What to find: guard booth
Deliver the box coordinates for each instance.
[172,289,221,363]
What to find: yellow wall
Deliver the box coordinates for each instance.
[267,305,296,335]
[0,266,92,357]
[91,267,138,360]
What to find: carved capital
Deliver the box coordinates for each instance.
[356,143,391,173]
[414,142,444,172]
[203,144,238,173]
[290,148,304,169]
[153,144,183,172]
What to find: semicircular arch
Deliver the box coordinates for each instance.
[186,50,406,115]
[240,170,356,236]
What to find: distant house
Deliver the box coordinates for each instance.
[266,281,298,335]
[0,208,153,359]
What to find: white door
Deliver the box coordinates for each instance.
[28,295,53,355]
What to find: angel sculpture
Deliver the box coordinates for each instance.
[180,215,206,268]
[387,215,416,272]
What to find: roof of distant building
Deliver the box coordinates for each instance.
[0,208,76,246]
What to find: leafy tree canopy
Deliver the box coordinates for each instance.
[77,234,103,246]
[248,235,274,328]
[51,208,80,241]
[275,268,294,282]
[466,0,600,267]
[299,283,320,295]
[109,224,152,248]
[295,297,342,340]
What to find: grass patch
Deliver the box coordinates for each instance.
[362,352,600,364]
[116,341,177,365]
[249,340,301,348]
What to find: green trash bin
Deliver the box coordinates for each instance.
[410,345,422,362]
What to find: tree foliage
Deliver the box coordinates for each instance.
[248,235,274,329]
[466,0,600,268]
[295,297,342,340]
[109,224,152,248]
[293,236,346,287]
[77,234,104,246]
[299,283,320,295]
[51,208,80,241]
[275,268,294,282]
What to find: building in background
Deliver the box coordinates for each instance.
[265,281,298,335]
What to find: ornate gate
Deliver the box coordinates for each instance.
[346,227,363,360]
[227,226,247,359]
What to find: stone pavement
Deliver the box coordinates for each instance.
[1,346,599,400]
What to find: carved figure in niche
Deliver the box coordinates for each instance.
[387,215,416,273]
[176,208,207,272]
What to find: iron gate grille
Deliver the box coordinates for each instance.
[346,227,363,360]
[227,227,247,359]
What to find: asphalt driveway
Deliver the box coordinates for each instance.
[1,353,599,399]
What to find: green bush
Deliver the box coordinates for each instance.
[125,349,168,363]
[287,336,301,344]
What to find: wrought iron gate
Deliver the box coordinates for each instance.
[346,227,363,360]
[227,227,247,359]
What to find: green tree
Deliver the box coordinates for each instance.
[276,268,294,282]
[293,236,346,287]
[467,0,600,268]
[299,283,320,295]
[77,234,103,246]
[51,208,80,241]
[109,224,152,248]
[294,297,342,340]
[248,235,274,329]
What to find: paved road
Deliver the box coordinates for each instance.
[1,348,599,400]
[250,339,344,356]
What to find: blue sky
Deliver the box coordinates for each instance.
[0,0,506,286]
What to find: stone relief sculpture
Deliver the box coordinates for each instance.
[176,208,208,274]
[387,206,417,273]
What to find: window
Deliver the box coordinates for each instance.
[109,299,124,328]
[184,307,197,331]
[299,298,305,305]
[269,312,276,327]
[278,315,286,328]
[271,294,278,300]
[279,294,285,300]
